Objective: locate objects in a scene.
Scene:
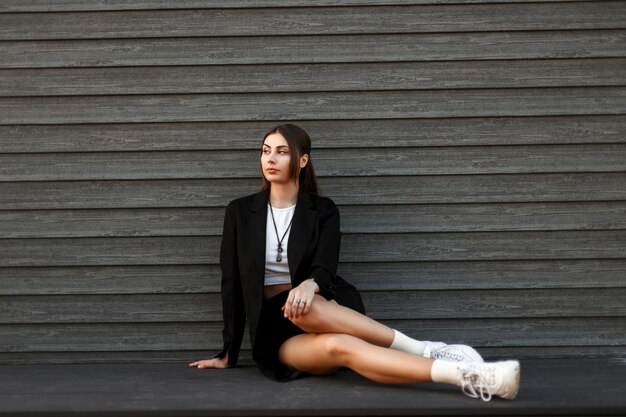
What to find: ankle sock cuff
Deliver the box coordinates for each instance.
[431,359,462,386]
[390,329,426,356]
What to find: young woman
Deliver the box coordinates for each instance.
[190,124,520,401]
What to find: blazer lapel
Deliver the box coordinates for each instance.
[248,190,268,284]
[288,192,317,282]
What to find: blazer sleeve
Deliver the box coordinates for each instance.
[215,201,246,366]
[309,198,342,299]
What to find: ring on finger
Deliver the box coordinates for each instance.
[295,299,301,304]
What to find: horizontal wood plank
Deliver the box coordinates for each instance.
[2,116,625,153]
[475,346,626,360]
[0,208,222,238]
[2,88,625,124]
[0,236,216,267]
[3,31,625,68]
[362,289,626,319]
[325,174,626,206]
[2,289,623,323]
[0,322,218,352]
[2,346,624,364]
[0,0,585,13]
[3,2,625,40]
[2,318,624,351]
[340,231,626,262]
[0,230,624,266]
[2,174,625,210]
[341,202,626,233]
[341,259,626,291]
[3,258,626,295]
[0,294,219,323]
[2,202,626,238]
[389,317,626,347]
[0,265,217,295]
[0,350,210,364]
[2,144,625,181]
[4,59,625,96]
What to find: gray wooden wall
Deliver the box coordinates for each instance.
[1,1,625,364]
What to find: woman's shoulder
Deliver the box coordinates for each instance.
[309,193,335,205]
[307,193,339,213]
[226,191,265,212]
[229,192,259,205]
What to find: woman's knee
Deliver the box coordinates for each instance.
[289,294,327,328]
[321,333,354,360]
[279,334,343,375]
[282,334,351,365]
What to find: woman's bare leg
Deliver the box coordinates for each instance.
[290,295,484,364]
[279,333,521,401]
[279,333,433,384]
[289,295,395,347]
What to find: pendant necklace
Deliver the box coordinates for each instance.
[268,201,294,263]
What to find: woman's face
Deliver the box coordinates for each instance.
[261,133,293,184]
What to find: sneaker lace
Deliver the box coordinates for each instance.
[459,367,493,402]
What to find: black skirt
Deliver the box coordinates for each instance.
[252,280,365,382]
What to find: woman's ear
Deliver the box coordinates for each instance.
[300,154,309,168]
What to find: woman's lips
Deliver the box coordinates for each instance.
[266,168,278,174]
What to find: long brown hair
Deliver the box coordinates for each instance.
[260,124,320,195]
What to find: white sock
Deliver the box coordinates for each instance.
[430,359,462,386]
[389,329,427,356]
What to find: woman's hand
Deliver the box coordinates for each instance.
[283,278,319,320]
[189,354,229,369]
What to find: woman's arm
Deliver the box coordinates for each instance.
[309,198,341,298]
[216,201,246,367]
[190,201,246,369]
[284,197,341,319]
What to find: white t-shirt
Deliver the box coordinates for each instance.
[264,204,295,286]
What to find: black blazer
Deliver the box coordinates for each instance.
[216,189,350,366]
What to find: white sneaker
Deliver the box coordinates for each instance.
[458,360,520,401]
[425,342,484,363]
